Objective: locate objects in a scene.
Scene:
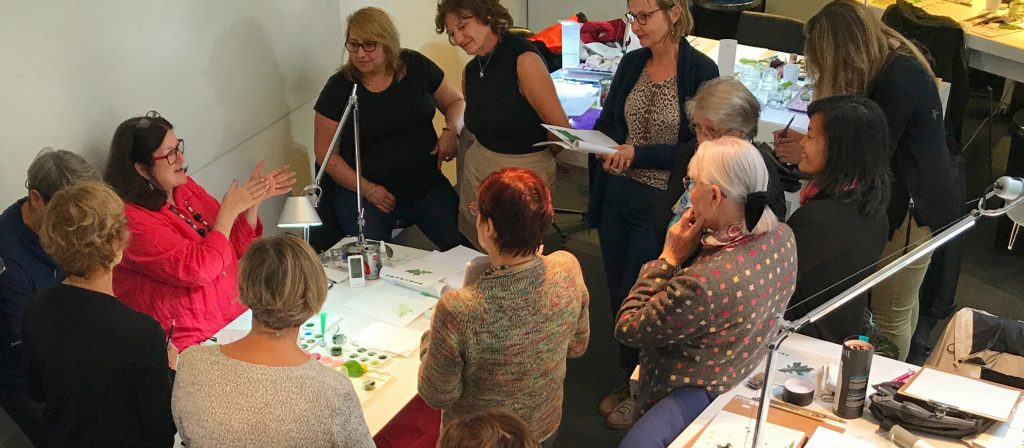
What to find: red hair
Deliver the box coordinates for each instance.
[477,168,553,257]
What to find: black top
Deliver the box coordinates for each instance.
[783,195,889,344]
[867,52,960,234]
[588,38,719,228]
[464,31,548,154]
[0,198,60,385]
[314,49,448,202]
[23,284,175,447]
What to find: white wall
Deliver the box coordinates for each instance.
[0,0,342,228]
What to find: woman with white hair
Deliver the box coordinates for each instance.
[615,137,797,447]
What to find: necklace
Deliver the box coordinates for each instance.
[168,201,211,237]
[483,256,537,276]
[477,48,496,78]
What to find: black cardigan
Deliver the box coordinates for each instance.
[867,52,960,234]
[783,195,889,344]
[23,284,175,447]
[588,38,719,228]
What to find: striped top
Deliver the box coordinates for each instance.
[418,251,590,441]
[616,224,797,412]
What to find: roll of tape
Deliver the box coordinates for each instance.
[783,377,815,407]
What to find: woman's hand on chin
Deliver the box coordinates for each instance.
[660,208,705,267]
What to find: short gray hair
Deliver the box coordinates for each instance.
[26,148,98,202]
[685,78,761,140]
[688,136,778,234]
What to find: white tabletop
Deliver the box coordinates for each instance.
[209,240,434,435]
[668,333,973,448]
[866,0,1024,83]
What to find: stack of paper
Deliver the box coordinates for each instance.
[343,281,438,328]
[901,367,1021,421]
[380,245,482,297]
[353,322,425,357]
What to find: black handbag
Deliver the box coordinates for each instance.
[868,381,996,438]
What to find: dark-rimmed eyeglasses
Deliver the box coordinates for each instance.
[345,40,378,53]
[151,139,185,165]
[625,8,667,25]
[682,176,696,194]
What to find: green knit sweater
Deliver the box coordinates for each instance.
[418,251,590,441]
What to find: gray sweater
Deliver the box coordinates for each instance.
[172,345,375,448]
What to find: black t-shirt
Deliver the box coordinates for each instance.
[464,32,548,154]
[314,49,447,202]
[23,284,175,447]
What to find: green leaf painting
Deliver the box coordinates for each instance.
[405,269,432,276]
[778,361,814,376]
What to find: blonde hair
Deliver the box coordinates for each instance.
[805,0,934,99]
[688,136,778,235]
[238,234,328,330]
[39,182,127,278]
[685,77,760,140]
[340,7,406,83]
[630,0,693,41]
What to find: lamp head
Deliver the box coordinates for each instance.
[994,176,1024,226]
[277,195,322,228]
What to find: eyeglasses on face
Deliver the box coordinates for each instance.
[689,122,726,141]
[625,7,667,25]
[346,40,378,53]
[151,139,185,165]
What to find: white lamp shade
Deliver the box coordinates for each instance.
[277,195,323,228]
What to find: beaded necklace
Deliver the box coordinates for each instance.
[483,256,538,276]
[168,201,211,237]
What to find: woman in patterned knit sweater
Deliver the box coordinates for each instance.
[616,137,798,447]
[419,168,591,448]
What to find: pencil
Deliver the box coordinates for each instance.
[770,398,847,424]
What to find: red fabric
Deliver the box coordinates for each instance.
[529,15,579,53]
[372,395,441,448]
[581,19,627,45]
[799,180,820,206]
[113,177,260,349]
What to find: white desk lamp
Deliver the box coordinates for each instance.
[277,195,322,243]
[750,176,1024,447]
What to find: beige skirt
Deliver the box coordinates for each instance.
[458,139,556,251]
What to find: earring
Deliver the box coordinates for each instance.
[147,181,155,191]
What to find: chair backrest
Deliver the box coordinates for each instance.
[734,11,805,55]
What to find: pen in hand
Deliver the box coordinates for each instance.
[781,115,796,139]
[166,319,176,350]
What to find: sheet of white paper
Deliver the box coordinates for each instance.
[353,321,425,357]
[343,281,438,328]
[804,426,874,448]
[717,39,737,76]
[902,367,1021,421]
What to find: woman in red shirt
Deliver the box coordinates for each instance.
[103,111,295,349]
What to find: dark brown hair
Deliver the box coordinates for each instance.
[103,112,174,211]
[435,0,514,36]
[439,409,539,448]
[477,168,552,258]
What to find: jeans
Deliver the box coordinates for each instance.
[598,175,662,374]
[619,387,716,448]
[312,180,468,252]
[870,218,933,361]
